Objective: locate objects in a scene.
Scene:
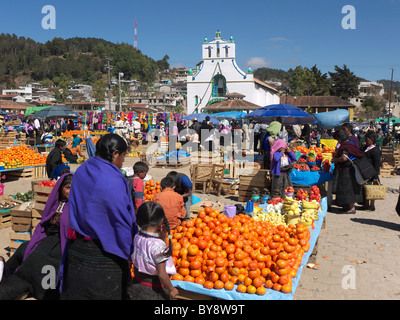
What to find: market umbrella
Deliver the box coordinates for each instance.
[28,105,81,120]
[211,111,247,120]
[28,105,81,138]
[183,113,220,125]
[246,103,315,125]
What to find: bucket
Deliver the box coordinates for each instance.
[223,205,237,218]
[245,201,254,214]
[0,184,4,196]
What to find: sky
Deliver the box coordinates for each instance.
[0,0,399,82]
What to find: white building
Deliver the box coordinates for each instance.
[2,86,33,102]
[186,30,279,114]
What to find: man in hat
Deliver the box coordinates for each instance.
[132,117,141,138]
[189,118,201,135]
[114,115,126,141]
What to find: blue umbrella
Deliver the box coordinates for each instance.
[211,111,247,120]
[183,113,220,125]
[246,104,315,125]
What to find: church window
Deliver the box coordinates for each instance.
[212,74,226,97]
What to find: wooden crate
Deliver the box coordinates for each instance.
[0,211,11,230]
[5,168,35,180]
[31,165,46,178]
[10,202,34,232]
[190,152,223,165]
[190,200,225,216]
[238,170,271,202]
[10,230,32,251]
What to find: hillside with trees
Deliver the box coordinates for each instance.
[0,33,170,88]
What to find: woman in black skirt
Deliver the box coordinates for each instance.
[59,134,138,300]
[361,131,381,211]
[0,173,72,300]
[332,130,366,213]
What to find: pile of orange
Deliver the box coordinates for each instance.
[170,206,311,295]
[62,130,85,138]
[0,145,47,168]
[144,180,161,201]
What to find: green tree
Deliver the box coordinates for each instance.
[54,74,71,103]
[92,79,107,102]
[329,65,360,99]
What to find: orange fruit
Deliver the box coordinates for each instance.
[246,285,257,294]
[224,281,235,291]
[256,286,267,295]
[213,280,224,290]
[236,284,247,293]
[203,281,214,289]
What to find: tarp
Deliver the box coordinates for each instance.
[183,113,220,125]
[25,106,53,116]
[246,104,315,125]
[320,139,338,148]
[313,109,349,129]
[211,111,247,120]
[374,117,400,124]
[171,197,328,300]
[290,170,334,185]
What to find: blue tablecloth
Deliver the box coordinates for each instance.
[290,170,334,186]
[171,197,328,300]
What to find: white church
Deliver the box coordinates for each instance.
[186,30,280,115]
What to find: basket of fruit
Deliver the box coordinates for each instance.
[284,186,294,198]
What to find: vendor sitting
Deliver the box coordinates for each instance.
[63,135,84,164]
[40,129,53,144]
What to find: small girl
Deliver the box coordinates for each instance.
[128,202,178,300]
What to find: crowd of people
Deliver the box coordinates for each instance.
[0,114,393,300]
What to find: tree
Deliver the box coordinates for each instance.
[309,65,330,96]
[288,66,315,96]
[54,74,71,103]
[92,79,107,102]
[362,96,385,112]
[329,65,360,99]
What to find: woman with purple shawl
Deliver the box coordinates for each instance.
[59,133,138,300]
[0,173,72,300]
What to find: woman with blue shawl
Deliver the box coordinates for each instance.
[59,133,138,300]
[63,135,84,164]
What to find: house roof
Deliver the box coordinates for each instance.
[0,100,35,110]
[284,96,355,108]
[126,103,158,112]
[253,78,279,93]
[203,98,262,111]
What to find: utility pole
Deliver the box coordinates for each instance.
[105,57,113,111]
[388,68,394,131]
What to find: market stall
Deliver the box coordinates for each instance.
[170,196,327,300]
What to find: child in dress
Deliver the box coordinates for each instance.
[128,202,178,300]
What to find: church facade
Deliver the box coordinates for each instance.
[186,30,280,115]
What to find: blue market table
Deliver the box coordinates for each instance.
[290,170,334,210]
[171,197,328,300]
